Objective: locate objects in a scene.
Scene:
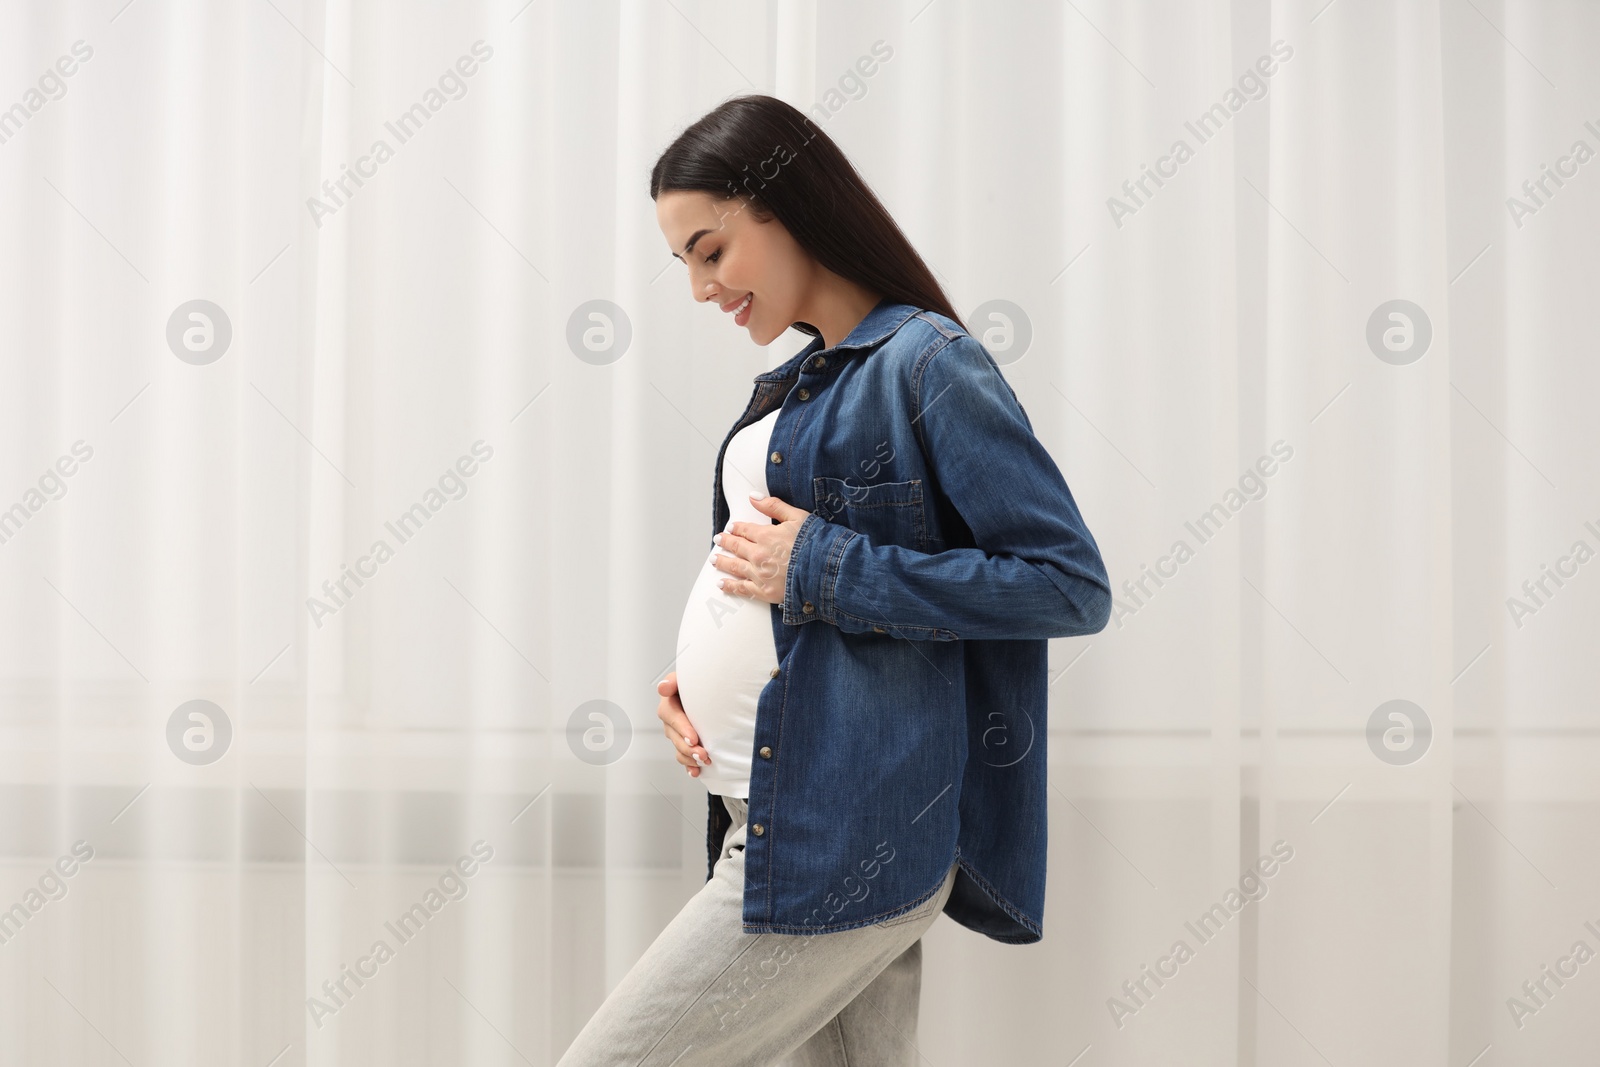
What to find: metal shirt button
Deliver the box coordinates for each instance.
[802,601,814,614]
[770,450,782,464]
[813,356,827,370]
[769,666,780,678]
[751,823,764,836]
[759,746,772,759]
[797,387,810,400]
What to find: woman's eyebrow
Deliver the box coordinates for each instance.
[671,228,714,261]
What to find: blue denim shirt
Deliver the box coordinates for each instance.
[702,299,1111,944]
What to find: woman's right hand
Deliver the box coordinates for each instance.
[658,672,712,777]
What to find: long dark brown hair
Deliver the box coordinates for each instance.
[649,94,964,339]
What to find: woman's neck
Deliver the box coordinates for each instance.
[798,275,884,350]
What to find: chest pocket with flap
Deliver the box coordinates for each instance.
[812,476,929,552]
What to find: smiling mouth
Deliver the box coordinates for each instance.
[729,292,754,326]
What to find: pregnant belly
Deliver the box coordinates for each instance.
[674,545,779,785]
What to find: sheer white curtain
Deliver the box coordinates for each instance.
[1,0,1594,1063]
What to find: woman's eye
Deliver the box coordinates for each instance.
[705,250,722,263]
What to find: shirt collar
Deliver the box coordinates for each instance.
[753,299,923,383]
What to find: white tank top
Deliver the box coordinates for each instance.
[672,408,782,798]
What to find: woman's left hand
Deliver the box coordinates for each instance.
[712,494,811,605]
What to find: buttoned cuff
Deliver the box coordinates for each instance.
[783,511,856,627]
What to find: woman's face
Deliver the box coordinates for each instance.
[655,190,812,346]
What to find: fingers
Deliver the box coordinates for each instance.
[662,720,711,773]
[663,730,699,774]
[712,536,784,589]
[711,551,775,597]
[656,688,710,773]
[712,533,746,562]
[672,712,709,763]
[656,690,693,744]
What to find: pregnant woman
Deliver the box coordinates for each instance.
[556,94,1111,1067]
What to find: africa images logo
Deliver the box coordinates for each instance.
[306,41,494,227]
[1106,40,1293,228]
[306,841,495,1028]
[305,441,494,628]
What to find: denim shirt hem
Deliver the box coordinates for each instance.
[738,851,959,937]
[733,854,1045,943]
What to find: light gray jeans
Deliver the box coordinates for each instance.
[555,794,960,1067]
